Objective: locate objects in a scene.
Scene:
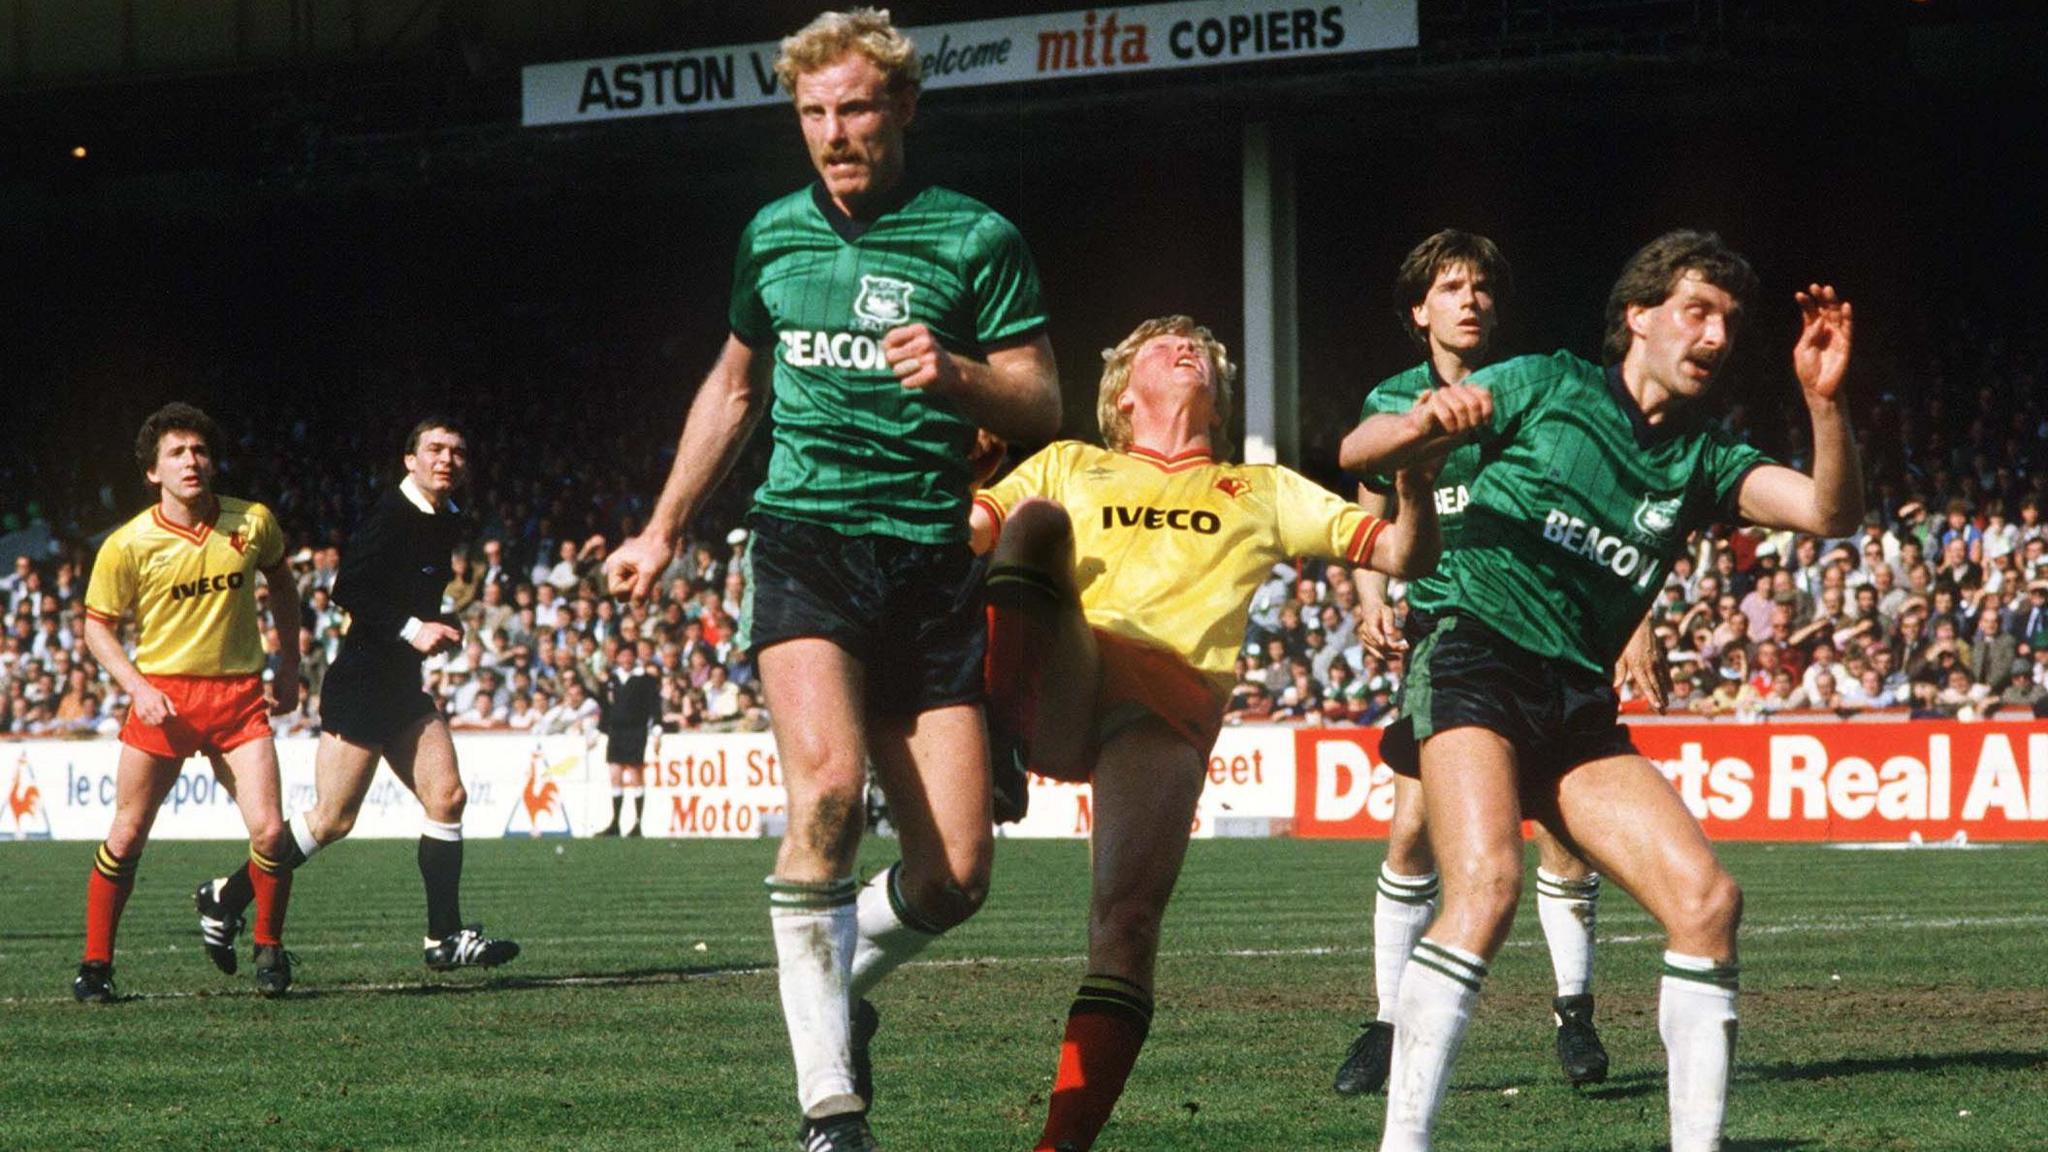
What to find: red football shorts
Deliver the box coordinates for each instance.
[120,674,273,760]
[1035,629,1223,784]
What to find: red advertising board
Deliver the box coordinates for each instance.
[1291,722,2048,841]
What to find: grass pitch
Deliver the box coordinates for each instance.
[2,836,2043,1151]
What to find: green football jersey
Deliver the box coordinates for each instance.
[1360,361,1481,614]
[728,182,1048,543]
[1430,350,1770,672]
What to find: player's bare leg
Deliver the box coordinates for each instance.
[1338,771,1437,1095]
[1035,719,1205,1152]
[600,760,629,836]
[211,736,295,994]
[77,747,183,1000]
[380,716,515,970]
[1531,823,1608,1084]
[985,498,1098,816]
[840,702,998,1110]
[856,705,994,993]
[302,731,385,846]
[1553,754,1741,1152]
[759,638,873,1125]
[1380,726,1524,1151]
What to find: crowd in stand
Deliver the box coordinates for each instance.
[4,312,2046,740]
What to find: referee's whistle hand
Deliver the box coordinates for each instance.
[411,622,464,656]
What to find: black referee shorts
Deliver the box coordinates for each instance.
[606,729,650,766]
[319,651,441,748]
[1386,609,1637,782]
[739,513,985,716]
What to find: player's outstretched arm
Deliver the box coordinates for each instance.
[885,327,1060,443]
[1337,384,1493,475]
[1367,467,1442,580]
[1736,285,1863,536]
[606,335,766,601]
[1351,484,1406,657]
[82,614,175,726]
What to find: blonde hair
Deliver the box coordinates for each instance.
[775,8,922,96]
[1095,315,1237,458]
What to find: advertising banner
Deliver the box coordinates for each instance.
[1002,725,1296,839]
[1290,722,2048,842]
[522,2,1419,127]
[9,720,2041,843]
[1,735,595,843]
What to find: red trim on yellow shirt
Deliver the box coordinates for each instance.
[85,608,123,626]
[150,506,216,546]
[973,492,1007,546]
[1126,445,1215,473]
[1347,517,1388,566]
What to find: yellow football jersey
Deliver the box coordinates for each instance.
[975,442,1386,696]
[84,496,285,677]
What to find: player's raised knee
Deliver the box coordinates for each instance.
[898,863,990,931]
[995,498,1075,566]
[318,805,359,843]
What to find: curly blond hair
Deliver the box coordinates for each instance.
[1095,315,1237,458]
[775,8,922,96]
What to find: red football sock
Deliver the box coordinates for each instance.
[1035,975,1154,1152]
[985,564,1063,740]
[83,843,137,966]
[248,848,293,947]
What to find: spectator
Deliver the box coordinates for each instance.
[1837,668,1889,709]
[1967,607,2017,688]
[539,678,600,734]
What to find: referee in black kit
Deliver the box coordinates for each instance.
[195,417,520,972]
[597,643,661,837]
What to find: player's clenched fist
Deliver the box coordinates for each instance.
[883,323,962,394]
[604,533,673,602]
[1411,383,1493,438]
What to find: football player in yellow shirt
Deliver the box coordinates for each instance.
[76,403,302,1000]
[967,316,1468,1151]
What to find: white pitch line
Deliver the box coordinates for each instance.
[10,911,2046,1007]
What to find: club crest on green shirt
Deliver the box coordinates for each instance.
[1632,493,1684,540]
[853,274,915,330]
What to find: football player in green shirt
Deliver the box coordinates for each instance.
[1334,231,1643,1098]
[1341,230,1859,1152]
[605,11,1059,1152]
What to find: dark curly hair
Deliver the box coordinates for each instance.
[134,402,222,479]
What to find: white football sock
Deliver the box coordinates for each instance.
[289,810,324,861]
[1381,939,1488,1152]
[849,862,943,999]
[1536,868,1600,998]
[1660,950,1739,1152]
[768,876,862,1119]
[1373,864,1439,1023]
